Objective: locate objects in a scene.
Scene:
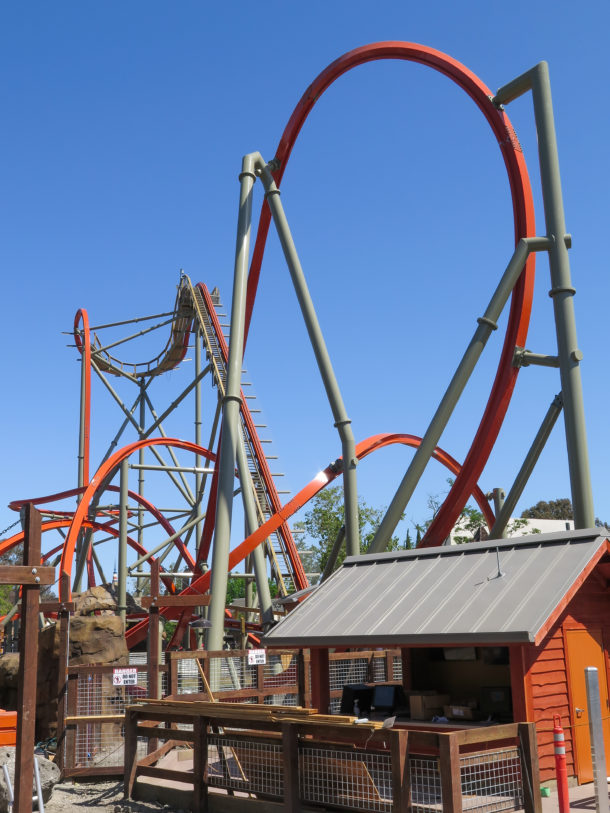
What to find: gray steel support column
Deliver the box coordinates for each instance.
[369,238,545,553]
[585,667,609,813]
[118,458,128,626]
[195,330,203,557]
[495,63,594,528]
[489,394,563,539]
[258,163,359,557]
[491,489,506,538]
[74,351,87,594]
[320,525,346,583]
[137,383,146,595]
[235,431,274,627]
[207,154,257,664]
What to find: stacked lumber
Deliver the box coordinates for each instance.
[126,698,385,731]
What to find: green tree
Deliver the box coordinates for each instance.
[295,486,403,574]
[521,498,573,520]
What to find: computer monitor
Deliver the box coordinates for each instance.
[372,684,397,712]
[480,686,512,720]
[339,684,373,716]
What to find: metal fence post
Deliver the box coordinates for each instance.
[585,667,609,813]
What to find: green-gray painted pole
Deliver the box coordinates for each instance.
[207,153,257,661]
[489,393,563,539]
[137,383,146,595]
[235,431,274,627]
[320,525,345,583]
[495,63,594,529]
[369,238,545,553]
[74,352,87,594]
[118,458,128,626]
[195,330,203,558]
[258,163,359,557]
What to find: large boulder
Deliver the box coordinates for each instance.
[0,747,59,812]
[0,600,129,739]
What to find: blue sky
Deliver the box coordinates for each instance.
[1,1,609,577]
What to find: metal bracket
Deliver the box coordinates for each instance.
[513,348,560,368]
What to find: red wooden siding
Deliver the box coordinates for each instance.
[524,564,610,781]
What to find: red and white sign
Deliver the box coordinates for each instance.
[247,649,266,666]
[112,667,138,686]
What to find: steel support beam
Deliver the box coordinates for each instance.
[489,393,563,539]
[207,153,257,662]
[118,458,128,625]
[258,161,360,557]
[495,62,594,528]
[369,237,549,552]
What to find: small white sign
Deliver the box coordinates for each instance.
[247,649,267,665]
[112,667,138,686]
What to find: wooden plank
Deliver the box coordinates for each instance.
[136,765,195,784]
[455,724,518,746]
[14,504,41,813]
[136,739,181,768]
[135,726,194,742]
[65,714,123,724]
[141,594,211,608]
[438,733,462,813]
[39,600,75,613]
[519,722,543,813]
[0,563,54,584]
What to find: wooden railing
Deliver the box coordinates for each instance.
[124,699,542,813]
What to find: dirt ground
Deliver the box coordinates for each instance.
[44,779,186,813]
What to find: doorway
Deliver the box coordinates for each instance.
[565,628,610,783]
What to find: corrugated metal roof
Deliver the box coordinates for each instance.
[263,528,610,648]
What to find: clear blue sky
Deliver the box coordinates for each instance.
[1,1,609,575]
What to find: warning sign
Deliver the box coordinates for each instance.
[112,667,138,686]
[247,649,266,666]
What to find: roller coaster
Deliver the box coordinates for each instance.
[1,42,593,653]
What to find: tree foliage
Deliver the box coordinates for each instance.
[295,486,403,574]
[521,498,573,520]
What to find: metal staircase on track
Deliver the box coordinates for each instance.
[184,275,308,595]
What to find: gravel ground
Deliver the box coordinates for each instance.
[43,780,186,813]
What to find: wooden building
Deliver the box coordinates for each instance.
[264,528,610,784]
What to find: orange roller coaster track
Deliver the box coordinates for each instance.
[5,41,540,649]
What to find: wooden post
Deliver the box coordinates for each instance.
[519,722,543,813]
[193,715,208,812]
[296,650,306,707]
[14,504,42,813]
[386,650,395,683]
[124,708,138,798]
[439,733,462,813]
[54,579,71,776]
[64,671,78,777]
[401,648,412,691]
[147,560,160,700]
[390,729,410,813]
[168,654,178,698]
[282,722,299,812]
[309,648,329,713]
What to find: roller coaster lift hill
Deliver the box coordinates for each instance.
[2,43,594,664]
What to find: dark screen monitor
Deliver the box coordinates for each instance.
[480,686,512,720]
[339,684,373,716]
[372,684,396,711]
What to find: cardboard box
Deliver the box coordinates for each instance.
[409,693,450,720]
[444,704,476,720]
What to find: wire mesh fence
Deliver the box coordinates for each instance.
[299,744,392,812]
[410,755,443,812]
[207,734,284,799]
[460,748,524,812]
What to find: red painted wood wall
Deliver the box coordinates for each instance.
[513,563,610,781]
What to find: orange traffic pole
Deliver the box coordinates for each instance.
[553,714,570,813]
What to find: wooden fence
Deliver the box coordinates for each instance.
[124,699,542,813]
